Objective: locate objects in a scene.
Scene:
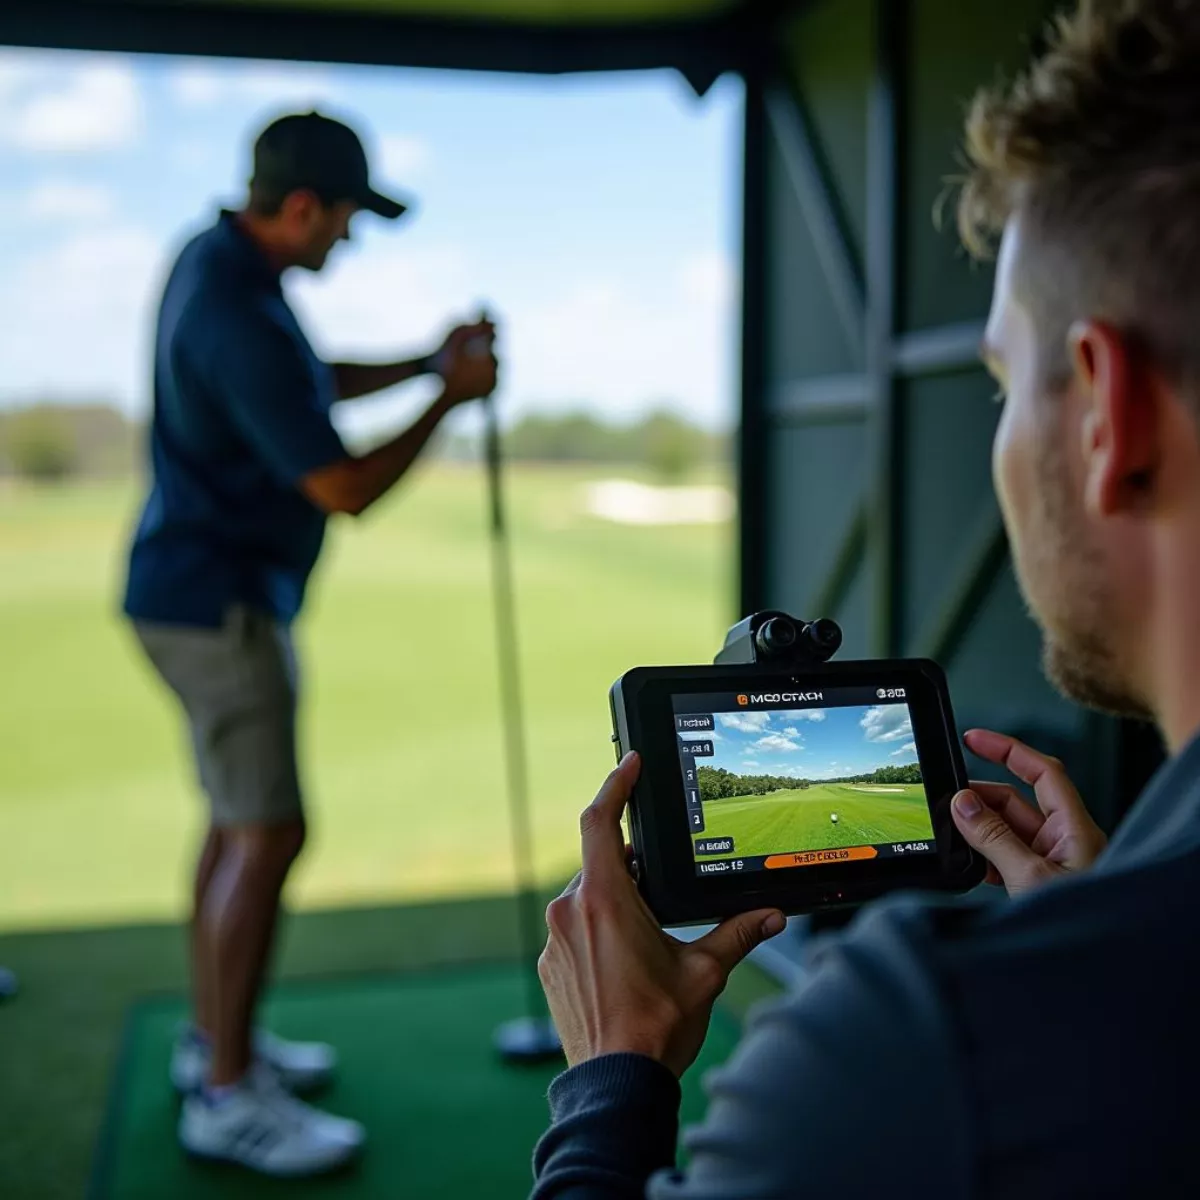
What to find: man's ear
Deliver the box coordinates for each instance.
[280,188,322,228]
[1069,320,1157,517]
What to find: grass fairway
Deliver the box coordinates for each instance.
[695,783,933,858]
[0,465,732,930]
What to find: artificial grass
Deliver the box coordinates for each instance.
[89,963,743,1199]
[0,895,781,1199]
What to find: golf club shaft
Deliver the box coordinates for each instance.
[483,390,550,1026]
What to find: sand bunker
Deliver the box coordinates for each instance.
[583,480,734,526]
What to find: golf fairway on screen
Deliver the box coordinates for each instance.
[694,783,933,858]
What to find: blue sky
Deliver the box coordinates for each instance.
[0,49,741,437]
[682,704,919,781]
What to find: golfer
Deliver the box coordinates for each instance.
[122,110,496,1176]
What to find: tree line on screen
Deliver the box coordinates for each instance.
[697,762,922,802]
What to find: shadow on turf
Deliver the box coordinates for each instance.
[0,890,783,1200]
[0,890,547,1200]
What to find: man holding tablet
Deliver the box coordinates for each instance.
[533,1,1200,1195]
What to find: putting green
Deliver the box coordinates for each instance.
[89,963,741,1199]
[695,783,933,858]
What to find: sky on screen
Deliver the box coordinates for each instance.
[0,49,741,437]
[681,704,919,781]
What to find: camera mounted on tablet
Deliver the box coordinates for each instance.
[714,610,844,668]
[610,611,984,926]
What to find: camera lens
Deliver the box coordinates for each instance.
[806,619,843,658]
[756,617,798,658]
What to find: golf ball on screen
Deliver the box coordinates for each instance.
[830,813,839,823]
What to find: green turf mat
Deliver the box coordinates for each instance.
[90,963,741,1199]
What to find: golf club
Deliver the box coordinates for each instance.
[472,314,562,1064]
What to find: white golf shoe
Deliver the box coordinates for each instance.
[178,1063,364,1177]
[171,1025,336,1095]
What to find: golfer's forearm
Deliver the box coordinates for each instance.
[330,358,430,401]
[302,395,453,515]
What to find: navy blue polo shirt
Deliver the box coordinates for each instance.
[123,211,347,628]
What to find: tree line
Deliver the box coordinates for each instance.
[1,401,730,486]
[0,402,137,482]
[444,408,729,481]
[697,761,921,802]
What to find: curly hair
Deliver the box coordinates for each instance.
[957,0,1200,387]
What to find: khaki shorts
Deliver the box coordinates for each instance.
[133,606,303,827]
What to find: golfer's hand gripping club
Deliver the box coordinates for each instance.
[439,307,498,406]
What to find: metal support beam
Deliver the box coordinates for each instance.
[769,318,987,427]
[893,320,986,378]
[810,504,868,620]
[739,77,771,618]
[914,505,1008,663]
[865,0,906,656]
[0,0,744,79]
[769,374,871,424]
[763,81,866,360]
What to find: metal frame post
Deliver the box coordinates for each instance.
[865,0,906,657]
[739,74,771,618]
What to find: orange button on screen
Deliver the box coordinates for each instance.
[764,846,879,869]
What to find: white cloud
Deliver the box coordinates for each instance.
[753,733,800,753]
[290,240,470,352]
[0,64,734,428]
[782,726,799,737]
[0,54,48,101]
[233,63,339,107]
[511,255,735,428]
[782,708,826,723]
[22,180,115,222]
[679,250,733,310]
[168,139,219,175]
[168,64,224,109]
[890,741,918,758]
[717,712,771,734]
[0,223,733,430]
[741,759,760,768]
[284,238,475,443]
[860,706,913,744]
[253,231,733,437]
[0,225,161,411]
[378,134,430,182]
[0,56,142,152]
[167,59,339,111]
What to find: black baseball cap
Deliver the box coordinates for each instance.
[252,111,409,220]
